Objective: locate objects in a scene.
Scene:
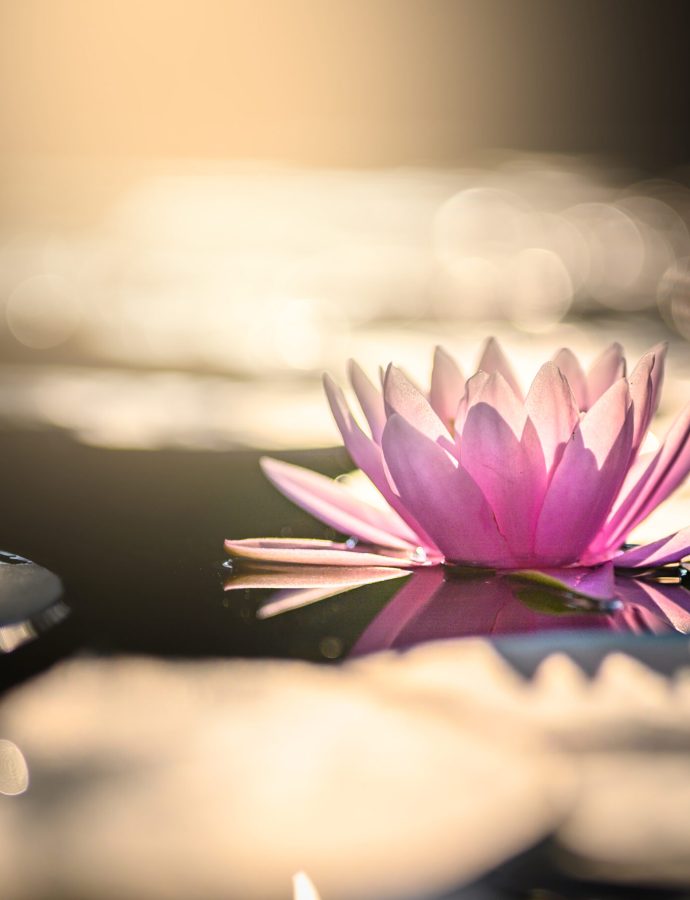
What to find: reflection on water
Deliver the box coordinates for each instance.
[3,159,690,372]
[353,569,690,656]
[224,563,408,620]
[225,564,690,657]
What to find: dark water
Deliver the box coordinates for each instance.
[0,431,396,688]
[1,427,689,694]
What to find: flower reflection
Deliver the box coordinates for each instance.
[351,569,690,656]
[225,563,407,619]
[224,563,690,657]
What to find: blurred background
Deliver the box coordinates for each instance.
[3,8,690,897]
[1,0,690,452]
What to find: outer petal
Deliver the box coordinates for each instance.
[613,525,690,569]
[323,374,439,551]
[454,370,490,436]
[381,412,516,567]
[586,342,625,407]
[553,347,587,410]
[628,342,667,455]
[383,364,451,444]
[460,378,547,560]
[224,538,435,567]
[260,457,419,550]
[429,346,465,431]
[534,378,634,565]
[347,359,386,444]
[603,401,690,548]
[477,337,522,399]
[466,370,526,436]
[524,362,579,474]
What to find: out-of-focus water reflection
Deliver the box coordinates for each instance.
[2,158,690,374]
[0,740,29,797]
[224,564,690,657]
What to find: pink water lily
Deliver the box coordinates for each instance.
[226,338,690,593]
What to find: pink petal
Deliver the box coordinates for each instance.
[429,346,465,431]
[609,450,656,515]
[510,562,616,601]
[224,538,434,567]
[323,374,437,549]
[613,525,690,569]
[534,379,634,565]
[383,364,451,444]
[587,342,625,407]
[603,401,690,548]
[460,383,547,560]
[525,362,579,473]
[381,412,516,567]
[260,457,418,550]
[454,370,490,436]
[347,359,386,444]
[476,337,522,399]
[553,347,587,409]
[628,342,667,455]
[586,450,656,558]
[467,371,526,436]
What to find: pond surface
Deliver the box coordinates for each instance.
[1,427,688,690]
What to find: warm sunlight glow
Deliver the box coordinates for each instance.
[292,872,322,900]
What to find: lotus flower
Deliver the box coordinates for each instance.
[226,339,690,592]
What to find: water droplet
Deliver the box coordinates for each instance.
[410,546,428,563]
[345,537,359,549]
